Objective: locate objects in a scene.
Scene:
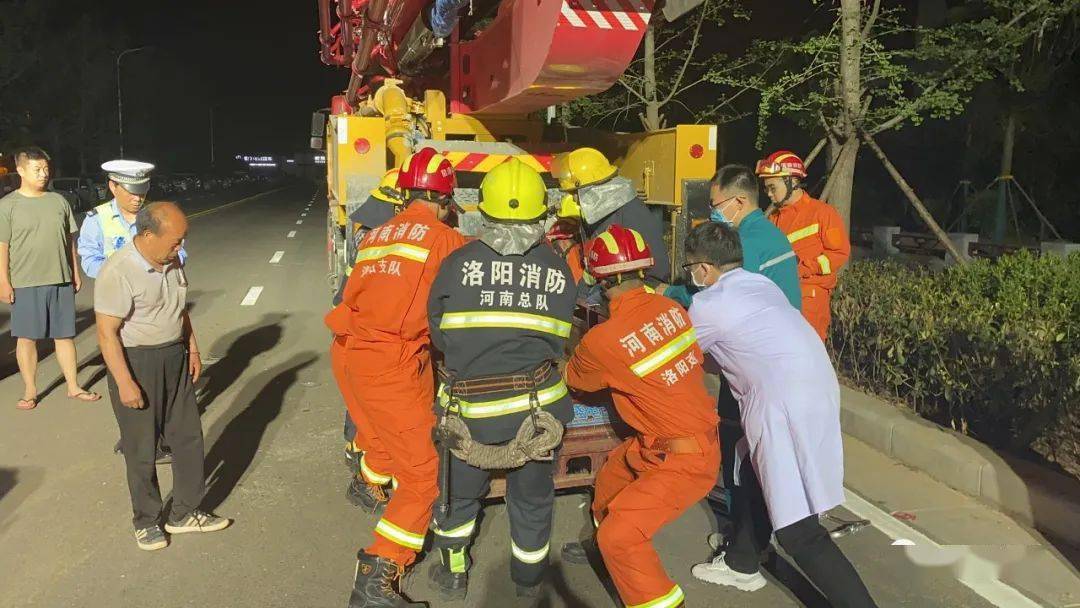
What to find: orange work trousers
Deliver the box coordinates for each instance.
[593,433,720,608]
[801,284,832,342]
[339,337,439,567]
[331,338,363,452]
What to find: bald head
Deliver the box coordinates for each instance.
[134,202,188,267]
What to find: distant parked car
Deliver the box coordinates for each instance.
[0,173,18,197]
[50,177,103,212]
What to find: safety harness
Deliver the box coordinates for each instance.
[434,362,565,470]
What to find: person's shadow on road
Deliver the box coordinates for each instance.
[198,352,317,512]
[195,313,287,414]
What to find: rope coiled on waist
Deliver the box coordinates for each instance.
[438,411,564,470]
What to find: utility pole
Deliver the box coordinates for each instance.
[116,46,153,159]
[209,106,216,167]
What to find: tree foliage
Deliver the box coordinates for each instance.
[718,0,1079,147]
[563,0,750,131]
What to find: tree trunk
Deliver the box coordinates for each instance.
[820,138,858,227]
[641,23,662,132]
[828,0,864,229]
[993,111,1016,243]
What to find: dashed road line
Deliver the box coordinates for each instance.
[296,220,303,225]
[287,230,297,238]
[240,286,264,306]
[269,251,284,264]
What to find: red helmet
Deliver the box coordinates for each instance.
[584,224,654,279]
[546,218,581,243]
[755,150,807,179]
[397,147,456,197]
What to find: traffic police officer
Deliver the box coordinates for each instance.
[426,158,577,599]
[78,160,186,278]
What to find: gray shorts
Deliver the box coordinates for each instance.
[11,283,76,339]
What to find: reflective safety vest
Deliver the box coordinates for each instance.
[96,201,131,258]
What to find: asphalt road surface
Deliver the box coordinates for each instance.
[0,183,1013,607]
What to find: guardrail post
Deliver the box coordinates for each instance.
[1040,241,1079,258]
[872,226,900,256]
[946,233,978,265]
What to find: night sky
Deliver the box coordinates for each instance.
[101,0,344,160]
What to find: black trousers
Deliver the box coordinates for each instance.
[431,453,555,587]
[108,341,206,529]
[725,451,878,608]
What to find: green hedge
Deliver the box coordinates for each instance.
[830,251,1080,477]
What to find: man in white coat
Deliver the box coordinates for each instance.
[684,221,876,607]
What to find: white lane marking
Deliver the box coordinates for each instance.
[296,220,303,225]
[301,212,307,217]
[843,489,1042,608]
[240,286,264,306]
[287,230,297,238]
[269,251,284,264]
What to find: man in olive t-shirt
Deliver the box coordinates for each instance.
[0,147,100,410]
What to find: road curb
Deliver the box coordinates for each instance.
[839,385,1080,549]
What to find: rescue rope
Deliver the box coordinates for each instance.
[437,412,564,470]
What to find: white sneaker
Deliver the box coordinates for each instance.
[692,553,767,592]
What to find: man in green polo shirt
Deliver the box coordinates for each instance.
[661,164,801,310]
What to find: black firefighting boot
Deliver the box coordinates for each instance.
[427,546,469,600]
[346,476,391,514]
[347,551,426,608]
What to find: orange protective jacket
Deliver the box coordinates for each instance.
[769,192,850,291]
[565,287,718,438]
[326,203,466,360]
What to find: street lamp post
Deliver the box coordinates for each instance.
[116,46,152,159]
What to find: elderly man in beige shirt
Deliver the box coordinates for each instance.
[95,201,231,551]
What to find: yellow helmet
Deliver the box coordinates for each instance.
[557,194,581,219]
[551,147,617,192]
[478,158,548,223]
[369,168,403,204]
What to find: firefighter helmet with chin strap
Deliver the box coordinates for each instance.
[756,150,806,205]
[551,147,618,192]
[370,168,403,204]
[755,150,807,179]
[397,147,456,204]
[478,158,548,223]
[584,224,654,280]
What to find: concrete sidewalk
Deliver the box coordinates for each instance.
[840,385,1080,607]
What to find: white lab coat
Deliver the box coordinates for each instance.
[689,268,845,530]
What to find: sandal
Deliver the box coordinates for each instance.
[68,391,102,403]
[16,398,37,410]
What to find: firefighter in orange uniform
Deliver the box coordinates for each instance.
[757,150,851,341]
[325,148,466,608]
[562,224,720,608]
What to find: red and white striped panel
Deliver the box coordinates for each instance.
[559,0,653,31]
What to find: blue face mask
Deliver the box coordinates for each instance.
[710,207,734,226]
